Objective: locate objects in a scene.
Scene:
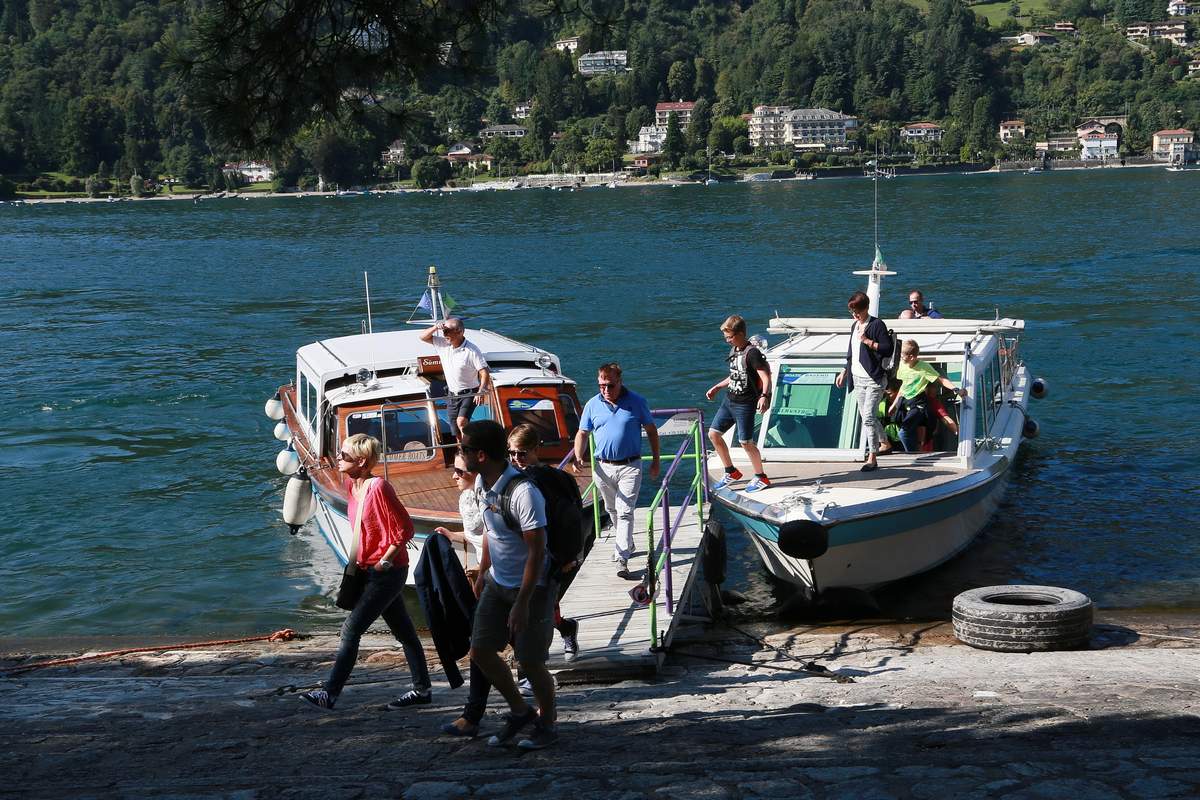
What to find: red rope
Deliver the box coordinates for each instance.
[3,629,301,675]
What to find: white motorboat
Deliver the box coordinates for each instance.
[708,259,1046,597]
[266,267,594,581]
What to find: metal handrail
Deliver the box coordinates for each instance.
[640,408,707,650]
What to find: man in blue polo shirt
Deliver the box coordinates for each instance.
[573,362,660,578]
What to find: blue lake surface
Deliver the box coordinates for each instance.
[2,169,1198,637]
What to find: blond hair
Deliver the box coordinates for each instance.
[342,433,381,469]
[719,315,746,335]
[507,423,541,451]
[901,339,920,357]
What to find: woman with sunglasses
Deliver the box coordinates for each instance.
[300,433,432,710]
[433,454,486,567]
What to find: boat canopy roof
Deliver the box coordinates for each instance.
[766,317,1023,358]
[297,327,566,391]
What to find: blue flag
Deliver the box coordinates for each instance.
[417,290,432,313]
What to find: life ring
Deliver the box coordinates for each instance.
[952,585,1092,652]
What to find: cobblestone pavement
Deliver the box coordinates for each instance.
[3,618,1199,799]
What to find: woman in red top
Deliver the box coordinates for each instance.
[301,434,431,710]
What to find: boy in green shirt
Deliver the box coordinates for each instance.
[888,340,967,452]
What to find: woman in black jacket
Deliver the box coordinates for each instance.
[834,291,895,472]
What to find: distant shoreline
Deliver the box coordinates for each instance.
[4,160,1182,204]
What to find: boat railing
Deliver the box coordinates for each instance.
[571,408,709,651]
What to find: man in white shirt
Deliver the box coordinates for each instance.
[420,316,492,439]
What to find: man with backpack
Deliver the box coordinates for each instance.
[573,362,660,579]
[461,420,559,751]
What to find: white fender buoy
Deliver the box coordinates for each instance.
[1023,418,1040,439]
[273,421,292,442]
[265,395,284,420]
[276,447,300,475]
[1030,377,1048,400]
[282,470,315,533]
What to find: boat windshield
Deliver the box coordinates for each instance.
[762,364,855,449]
[345,406,444,462]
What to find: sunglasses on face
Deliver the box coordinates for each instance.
[910,299,922,305]
[453,467,471,478]
[508,449,529,459]
[598,382,617,388]
[337,450,358,461]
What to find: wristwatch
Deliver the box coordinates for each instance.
[378,559,393,570]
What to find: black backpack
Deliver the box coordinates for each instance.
[499,465,585,574]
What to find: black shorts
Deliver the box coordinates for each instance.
[447,388,479,427]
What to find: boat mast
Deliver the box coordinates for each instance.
[853,150,895,317]
[427,265,445,322]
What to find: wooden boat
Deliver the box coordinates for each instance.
[708,260,1046,597]
[267,267,593,581]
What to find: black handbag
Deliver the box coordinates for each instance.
[335,565,367,610]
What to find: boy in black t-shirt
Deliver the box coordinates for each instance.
[705,315,771,492]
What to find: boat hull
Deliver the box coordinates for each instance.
[723,460,1011,592]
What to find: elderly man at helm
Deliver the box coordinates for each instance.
[420,316,492,440]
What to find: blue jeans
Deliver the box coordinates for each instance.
[710,397,758,443]
[325,565,431,698]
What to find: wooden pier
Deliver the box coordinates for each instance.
[551,503,709,675]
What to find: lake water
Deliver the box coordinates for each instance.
[2,168,1198,638]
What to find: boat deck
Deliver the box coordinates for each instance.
[552,504,708,676]
[375,467,595,522]
[707,452,970,495]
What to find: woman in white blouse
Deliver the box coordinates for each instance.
[433,453,485,568]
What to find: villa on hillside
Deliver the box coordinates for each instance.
[1034,132,1080,154]
[749,106,790,149]
[222,161,274,182]
[381,140,406,165]
[1080,132,1119,160]
[999,120,1027,142]
[631,125,668,154]
[1168,0,1191,15]
[480,124,526,139]
[554,36,581,53]
[1152,128,1195,162]
[445,152,494,172]
[1001,31,1058,46]
[1189,59,1200,77]
[1052,21,1077,34]
[900,122,944,142]
[513,101,532,120]
[577,50,628,76]
[655,101,696,128]
[1126,22,1189,47]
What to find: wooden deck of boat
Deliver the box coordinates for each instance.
[551,503,708,676]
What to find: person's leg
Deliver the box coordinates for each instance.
[514,585,557,725]
[857,383,884,465]
[897,401,922,453]
[593,462,623,558]
[324,571,394,698]
[469,578,532,715]
[708,400,736,470]
[732,401,767,484]
[461,659,492,725]
[612,462,642,559]
[378,567,431,695]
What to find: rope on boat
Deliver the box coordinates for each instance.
[2,628,304,676]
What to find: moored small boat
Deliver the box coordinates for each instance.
[708,260,1047,598]
[267,267,594,583]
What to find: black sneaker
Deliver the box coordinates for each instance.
[517,720,559,751]
[386,689,432,709]
[486,706,538,747]
[300,688,335,710]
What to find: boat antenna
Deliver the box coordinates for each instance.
[852,144,896,317]
[364,271,374,334]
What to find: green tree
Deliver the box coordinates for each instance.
[583,136,620,172]
[667,60,696,101]
[685,98,711,152]
[413,155,450,188]
[486,135,520,174]
[663,112,684,168]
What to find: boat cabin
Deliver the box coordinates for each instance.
[759,317,1026,466]
[283,327,582,490]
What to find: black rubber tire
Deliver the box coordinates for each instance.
[952,585,1093,652]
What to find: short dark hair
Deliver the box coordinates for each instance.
[848,291,869,312]
[461,419,507,461]
[597,361,622,377]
